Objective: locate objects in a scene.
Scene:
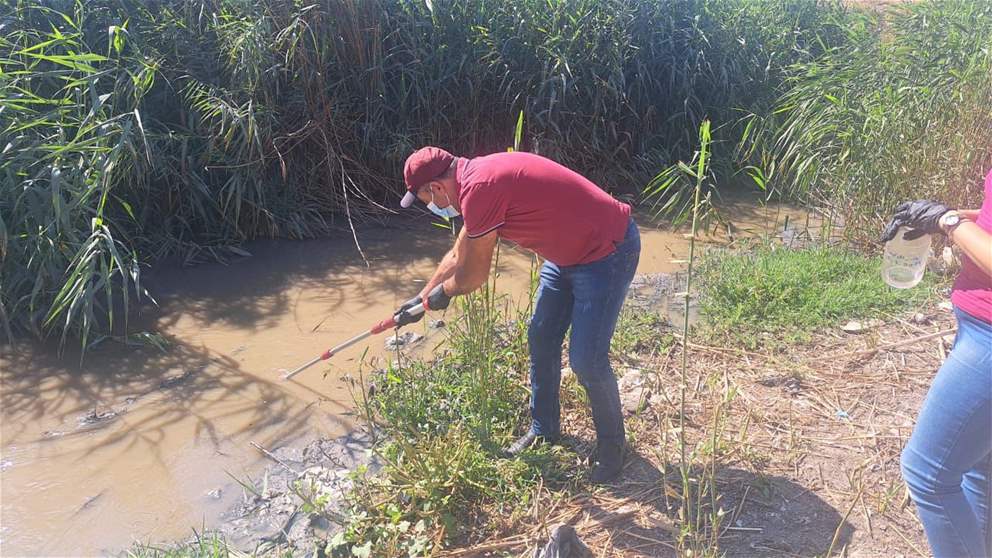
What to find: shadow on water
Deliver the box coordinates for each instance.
[0,217,486,555]
[0,327,360,555]
[0,221,466,433]
[591,449,854,557]
[0,335,348,459]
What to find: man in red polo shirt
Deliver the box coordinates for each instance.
[394,146,640,483]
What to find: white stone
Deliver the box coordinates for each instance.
[841,321,865,333]
[618,368,652,415]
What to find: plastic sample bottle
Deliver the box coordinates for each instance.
[882,227,931,289]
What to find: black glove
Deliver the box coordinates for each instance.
[393,295,425,327]
[425,284,451,311]
[880,200,951,242]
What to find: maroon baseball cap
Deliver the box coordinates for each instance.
[400,146,455,208]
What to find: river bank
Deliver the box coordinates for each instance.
[130,259,947,557]
[4,200,815,556]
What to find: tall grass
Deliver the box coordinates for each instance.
[1,0,852,350]
[740,1,992,244]
[658,119,718,555]
[1,2,156,350]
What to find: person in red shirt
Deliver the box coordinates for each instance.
[393,146,639,483]
[881,171,992,558]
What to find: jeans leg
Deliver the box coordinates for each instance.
[961,454,991,554]
[901,309,992,558]
[527,261,572,438]
[566,221,640,445]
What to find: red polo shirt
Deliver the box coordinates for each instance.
[456,152,631,266]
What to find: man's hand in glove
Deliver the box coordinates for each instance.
[424,284,451,311]
[393,295,426,327]
[392,284,451,328]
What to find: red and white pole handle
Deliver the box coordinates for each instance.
[281,303,425,380]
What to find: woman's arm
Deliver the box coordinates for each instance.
[959,209,980,221]
[947,219,992,277]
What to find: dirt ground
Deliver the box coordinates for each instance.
[439,275,948,558]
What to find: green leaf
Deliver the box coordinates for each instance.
[513,110,524,152]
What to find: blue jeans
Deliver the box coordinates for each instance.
[901,308,992,558]
[527,218,640,445]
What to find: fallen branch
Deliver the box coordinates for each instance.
[809,328,956,362]
[250,441,299,476]
[825,484,864,557]
[436,535,529,557]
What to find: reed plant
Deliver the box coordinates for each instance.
[2,0,851,350]
[739,1,992,244]
[650,120,731,556]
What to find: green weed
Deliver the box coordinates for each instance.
[698,245,937,347]
[611,309,672,361]
[125,532,249,558]
[326,273,567,555]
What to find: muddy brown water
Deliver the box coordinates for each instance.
[0,201,822,556]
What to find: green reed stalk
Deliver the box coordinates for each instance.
[679,119,711,543]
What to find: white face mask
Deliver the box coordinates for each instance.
[428,190,460,219]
